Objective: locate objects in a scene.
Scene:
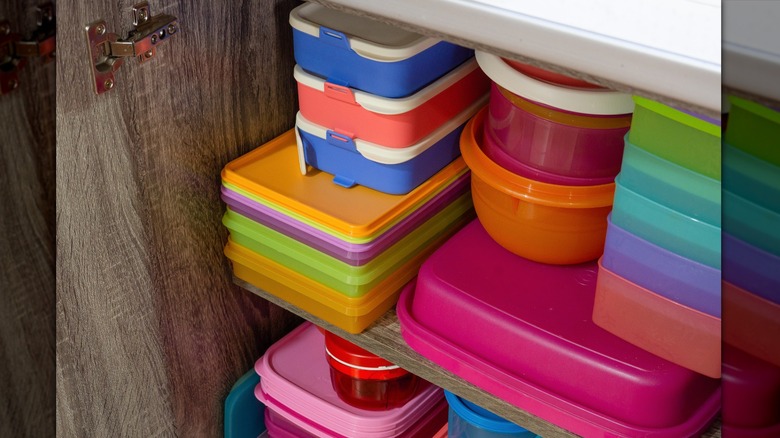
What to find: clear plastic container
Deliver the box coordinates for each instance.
[324,331,421,410]
[460,108,614,265]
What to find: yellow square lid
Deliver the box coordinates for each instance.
[221,129,467,238]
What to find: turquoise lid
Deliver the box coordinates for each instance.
[444,390,529,434]
[224,370,266,438]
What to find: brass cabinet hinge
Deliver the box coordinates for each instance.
[85,1,178,94]
[0,2,55,95]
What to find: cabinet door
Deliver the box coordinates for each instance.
[0,2,56,437]
[56,0,302,435]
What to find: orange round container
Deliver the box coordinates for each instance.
[460,109,615,264]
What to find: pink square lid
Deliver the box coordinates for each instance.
[254,323,443,437]
[398,219,721,437]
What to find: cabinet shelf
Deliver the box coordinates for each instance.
[305,0,720,117]
[234,277,722,438]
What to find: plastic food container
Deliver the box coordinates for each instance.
[445,391,537,437]
[724,95,780,167]
[723,142,780,215]
[254,323,447,437]
[593,260,721,378]
[433,423,448,438]
[501,58,605,89]
[628,96,721,180]
[619,136,721,227]
[723,280,780,369]
[290,3,473,98]
[324,331,421,410]
[296,98,484,194]
[723,232,780,305]
[602,215,720,317]
[226,228,451,333]
[722,345,780,436]
[723,188,780,257]
[221,172,469,267]
[294,59,489,148]
[476,51,632,184]
[223,191,472,297]
[611,177,721,269]
[221,129,468,241]
[460,108,615,264]
[224,369,266,438]
[397,220,721,437]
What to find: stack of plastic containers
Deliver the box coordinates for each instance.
[592,96,722,379]
[721,96,780,436]
[221,130,473,334]
[254,323,447,437]
[444,391,538,437]
[469,51,633,264]
[397,58,720,437]
[290,3,489,194]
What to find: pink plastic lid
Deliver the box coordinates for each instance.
[398,219,721,437]
[254,323,443,437]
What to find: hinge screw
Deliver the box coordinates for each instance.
[151,34,158,44]
[8,79,19,90]
[138,9,148,22]
[104,78,114,90]
[144,49,153,59]
[0,23,10,35]
[167,23,177,35]
[96,23,106,35]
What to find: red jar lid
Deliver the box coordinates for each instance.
[324,331,409,380]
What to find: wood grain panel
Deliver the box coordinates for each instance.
[56,0,302,435]
[0,1,56,437]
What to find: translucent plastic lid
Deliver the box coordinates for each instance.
[290,3,438,62]
[221,129,467,238]
[255,323,443,436]
[295,96,485,165]
[293,59,481,115]
[476,50,634,115]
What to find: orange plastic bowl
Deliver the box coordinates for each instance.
[460,109,615,264]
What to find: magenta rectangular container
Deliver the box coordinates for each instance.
[221,173,469,267]
[397,219,721,437]
[254,323,446,438]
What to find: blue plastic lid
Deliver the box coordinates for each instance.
[224,370,266,438]
[444,390,529,434]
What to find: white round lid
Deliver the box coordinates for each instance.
[475,50,634,115]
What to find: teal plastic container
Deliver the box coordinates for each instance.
[611,178,721,269]
[223,193,473,297]
[444,391,538,437]
[619,137,720,227]
[224,369,267,438]
[723,189,780,257]
[723,142,780,215]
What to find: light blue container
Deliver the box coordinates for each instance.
[290,3,473,98]
[445,391,538,438]
[619,137,720,227]
[611,178,721,269]
[723,189,780,257]
[224,369,267,438]
[723,142,780,215]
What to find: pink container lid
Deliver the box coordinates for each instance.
[397,219,721,438]
[722,344,780,431]
[254,323,444,437]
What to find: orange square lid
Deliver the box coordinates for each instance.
[221,129,467,238]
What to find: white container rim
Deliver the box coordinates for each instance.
[475,50,634,115]
[290,3,439,62]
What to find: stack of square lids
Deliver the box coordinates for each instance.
[222,129,473,333]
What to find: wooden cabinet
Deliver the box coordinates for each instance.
[1,0,728,436]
